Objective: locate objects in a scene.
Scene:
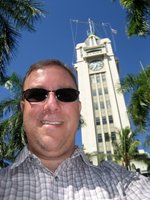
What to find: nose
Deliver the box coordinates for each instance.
[43,92,60,112]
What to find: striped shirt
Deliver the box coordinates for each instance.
[0,146,150,200]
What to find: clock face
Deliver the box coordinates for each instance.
[89,60,104,71]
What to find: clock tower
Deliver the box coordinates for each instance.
[74,20,130,165]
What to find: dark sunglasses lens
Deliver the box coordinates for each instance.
[24,88,48,102]
[56,88,79,102]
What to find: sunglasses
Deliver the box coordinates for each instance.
[23,88,80,103]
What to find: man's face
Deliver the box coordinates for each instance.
[21,66,81,159]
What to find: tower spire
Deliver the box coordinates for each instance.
[88,18,95,35]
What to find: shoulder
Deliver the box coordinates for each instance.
[0,147,29,179]
[97,161,150,198]
[78,149,133,180]
[89,160,139,187]
[94,160,133,177]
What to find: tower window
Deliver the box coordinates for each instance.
[94,102,98,110]
[109,115,113,124]
[97,133,102,143]
[104,87,108,94]
[98,88,102,95]
[96,117,100,125]
[100,101,105,109]
[92,89,96,96]
[104,132,110,141]
[101,73,106,82]
[111,132,116,142]
[106,100,111,109]
[90,75,96,84]
[96,75,100,83]
[102,116,107,124]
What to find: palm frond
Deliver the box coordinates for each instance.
[0,15,19,77]
[0,0,46,31]
[0,98,21,118]
[120,0,150,36]
[119,65,150,131]
[0,0,46,78]
[0,73,25,167]
[113,127,143,169]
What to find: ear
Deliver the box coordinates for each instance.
[20,101,25,112]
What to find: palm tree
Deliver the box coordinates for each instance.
[118,65,150,131]
[113,127,141,170]
[0,119,19,168]
[113,0,150,36]
[0,0,45,79]
[0,73,26,168]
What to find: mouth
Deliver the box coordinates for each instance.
[41,120,64,125]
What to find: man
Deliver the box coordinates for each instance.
[0,59,150,199]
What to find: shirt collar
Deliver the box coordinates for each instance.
[10,145,92,169]
[10,145,29,169]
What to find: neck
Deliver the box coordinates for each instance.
[41,156,66,172]
[29,146,76,172]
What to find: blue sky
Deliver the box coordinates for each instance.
[1,0,150,150]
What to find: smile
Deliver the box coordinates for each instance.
[41,120,64,125]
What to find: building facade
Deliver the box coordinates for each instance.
[74,27,130,165]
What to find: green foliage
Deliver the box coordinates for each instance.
[113,0,150,36]
[119,65,150,131]
[113,127,141,169]
[121,0,150,36]
[143,135,150,148]
[0,73,26,168]
[85,152,106,163]
[0,0,46,78]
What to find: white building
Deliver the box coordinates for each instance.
[131,149,149,174]
[74,20,130,165]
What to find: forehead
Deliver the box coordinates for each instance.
[24,66,77,89]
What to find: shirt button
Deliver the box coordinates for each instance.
[29,157,34,161]
[55,176,59,181]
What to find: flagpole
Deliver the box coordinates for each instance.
[102,22,117,53]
